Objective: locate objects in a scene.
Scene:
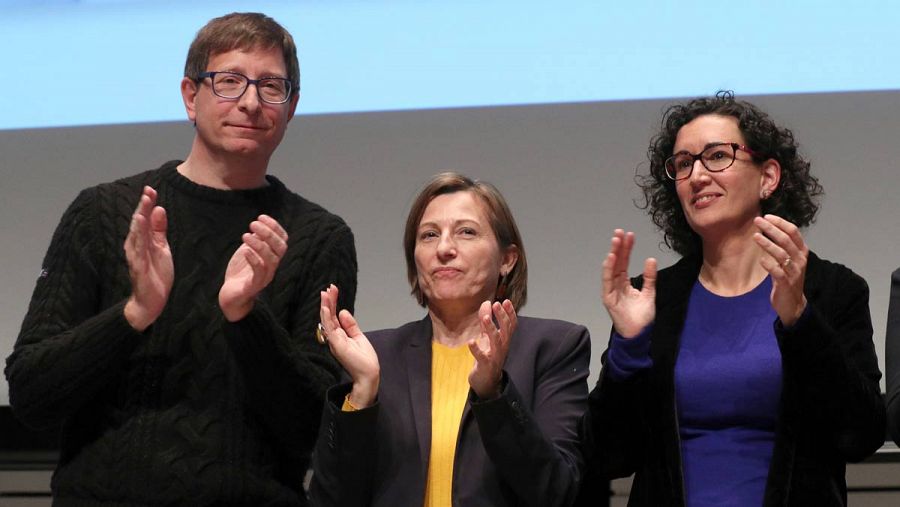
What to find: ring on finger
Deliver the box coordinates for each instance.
[316,322,328,344]
[781,257,792,268]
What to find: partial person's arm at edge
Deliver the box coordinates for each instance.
[470,323,590,507]
[886,268,900,446]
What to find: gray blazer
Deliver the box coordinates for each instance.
[309,315,590,507]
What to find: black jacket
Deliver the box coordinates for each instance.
[310,316,590,507]
[883,268,900,445]
[579,252,884,506]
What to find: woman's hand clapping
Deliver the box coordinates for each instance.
[468,299,517,400]
[753,214,809,327]
[601,229,657,338]
[320,284,380,408]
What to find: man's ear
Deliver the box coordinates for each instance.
[181,77,199,123]
[286,92,299,123]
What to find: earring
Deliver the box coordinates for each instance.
[761,190,771,200]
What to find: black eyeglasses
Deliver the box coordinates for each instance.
[664,142,758,181]
[197,71,294,104]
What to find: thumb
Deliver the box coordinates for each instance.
[150,206,169,246]
[338,309,363,338]
[642,258,658,297]
[468,338,487,364]
[478,300,492,321]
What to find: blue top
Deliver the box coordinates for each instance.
[606,276,782,507]
[675,277,781,507]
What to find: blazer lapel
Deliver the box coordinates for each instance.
[457,397,474,445]
[404,317,433,471]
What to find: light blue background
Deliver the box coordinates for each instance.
[2,0,898,130]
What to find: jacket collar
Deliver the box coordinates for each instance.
[403,316,433,471]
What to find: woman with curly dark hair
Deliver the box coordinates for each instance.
[578,92,884,506]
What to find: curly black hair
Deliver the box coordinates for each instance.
[637,91,824,257]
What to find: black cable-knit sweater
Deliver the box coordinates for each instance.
[5,161,357,506]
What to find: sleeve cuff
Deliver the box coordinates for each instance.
[775,303,813,332]
[605,326,653,381]
[328,382,379,414]
[469,373,531,433]
[469,371,510,404]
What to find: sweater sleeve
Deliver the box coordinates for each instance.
[886,268,900,446]
[604,327,653,381]
[5,188,143,429]
[469,323,591,507]
[775,264,885,462]
[223,219,357,458]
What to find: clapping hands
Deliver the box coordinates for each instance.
[123,186,173,332]
[219,215,288,322]
[753,214,809,326]
[320,284,380,408]
[601,229,657,338]
[468,299,517,400]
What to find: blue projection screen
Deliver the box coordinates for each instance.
[2,0,899,130]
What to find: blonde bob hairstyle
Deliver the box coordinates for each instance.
[403,172,527,310]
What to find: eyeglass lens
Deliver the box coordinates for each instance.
[211,72,290,103]
[666,144,736,180]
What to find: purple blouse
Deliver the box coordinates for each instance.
[606,276,782,506]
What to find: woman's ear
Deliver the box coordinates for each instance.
[501,244,519,276]
[760,158,781,199]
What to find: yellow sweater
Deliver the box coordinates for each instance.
[423,341,475,507]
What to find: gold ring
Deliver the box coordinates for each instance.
[781,257,792,268]
[316,323,328,344]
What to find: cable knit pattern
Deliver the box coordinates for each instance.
[5,160,358,507]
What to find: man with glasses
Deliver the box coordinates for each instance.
[5,12,357,506]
